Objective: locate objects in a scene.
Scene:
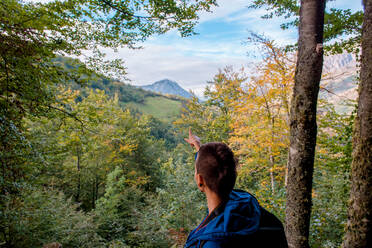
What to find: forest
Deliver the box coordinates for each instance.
[0,0,371,248]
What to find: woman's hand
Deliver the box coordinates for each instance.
[184,128,201,152]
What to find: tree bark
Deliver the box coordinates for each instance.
[75,148,81,202]
[95,176,99,201]
[342,0,372,247]
[285,0,325,247]
[269,153,275,194]
[92,178,95,209]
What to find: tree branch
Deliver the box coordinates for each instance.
[47,105,99,135]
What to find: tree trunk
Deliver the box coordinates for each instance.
[342,0,372,247]
[75,148,81,202]
[285,0,325,247]
[270,116,275,194]
[95,176,99,201]
[269,153,275,194]
[92,178,95,209]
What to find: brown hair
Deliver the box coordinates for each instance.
[196,142,237,199]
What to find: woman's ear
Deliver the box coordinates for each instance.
[196,174,205,192]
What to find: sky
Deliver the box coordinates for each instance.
[105,0,298,97]
[107,0,363,97]
[28,0,363,97]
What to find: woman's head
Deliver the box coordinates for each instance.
[195,142,237,199]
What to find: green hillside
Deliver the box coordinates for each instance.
[55,57,184,122]
[126,96,183,122]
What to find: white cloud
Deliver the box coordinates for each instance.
[103,43,248,98]
[96,1,298,98]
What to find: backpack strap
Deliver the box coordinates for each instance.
[199,240,207,248]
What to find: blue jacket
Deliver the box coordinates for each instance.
[184,190,261,248]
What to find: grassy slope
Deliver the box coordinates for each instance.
[126,96,183,122]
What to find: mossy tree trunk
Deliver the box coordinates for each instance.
[342,0,372,247]
[285,0,325,247]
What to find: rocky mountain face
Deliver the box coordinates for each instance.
[140,79,193,99]
[321,53,358,112]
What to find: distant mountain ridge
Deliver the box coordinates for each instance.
[321,52,358,113]
[140,79,193,99]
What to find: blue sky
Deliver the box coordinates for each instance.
[28,0,363,97]
[110,0,363,97]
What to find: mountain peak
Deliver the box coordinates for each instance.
[140,79,193,99]
[154,79,176,84]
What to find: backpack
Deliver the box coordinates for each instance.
[199,191,288,248]
[251,206,288,247]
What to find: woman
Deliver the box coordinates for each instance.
[184,129,287,248]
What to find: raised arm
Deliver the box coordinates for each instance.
[184,128,201,152]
